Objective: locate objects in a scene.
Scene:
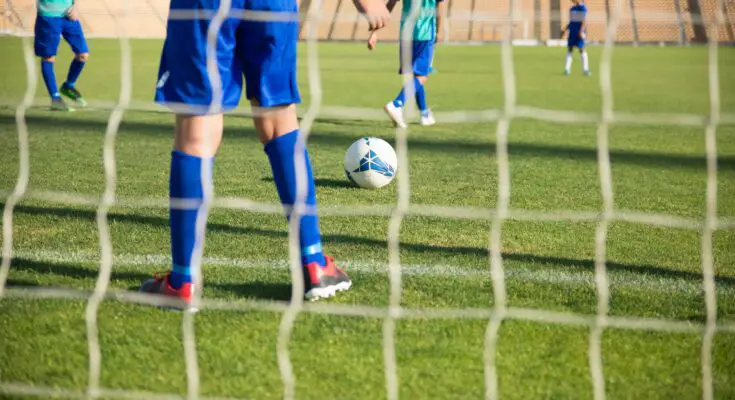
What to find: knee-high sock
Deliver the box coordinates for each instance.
[169,150,213,289]
[413,77,427,113]
[65,59,86,87]
[565,52,573,71]
[393,77,427,112]
[41,60,60,100]
[264,130,326,267]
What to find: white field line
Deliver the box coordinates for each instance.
[0,381,246,400]
[8,249,734,296]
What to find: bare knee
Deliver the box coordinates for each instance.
[42,56,56,63]
[76,53,89,62]
[416,75,428,85]
[174,114,224,157]
[250,100,299,144]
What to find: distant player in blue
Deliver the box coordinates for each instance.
[140,0,390,305]
[34,0,89,111]
[561,0,591,76]
[368,0,445,128]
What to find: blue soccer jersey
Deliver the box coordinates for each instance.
[567,2,587,49]
[154,0,300,114]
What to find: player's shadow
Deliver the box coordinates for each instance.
[7,257,151,282]
[261,176,356,189]
[7,114,735,172]
[8,203,735,289]
[214,282,294,302]
[4,257,294,301]
[4,278,42,288]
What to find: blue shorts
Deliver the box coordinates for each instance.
[34,15,89,58]
[568,33,585,49]
[154,0,300,114]
[399,40,434,76]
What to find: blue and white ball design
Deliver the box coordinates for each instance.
[344,137,398,189]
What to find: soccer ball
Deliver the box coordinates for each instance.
[344,137,398,189]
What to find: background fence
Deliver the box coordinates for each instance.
[0,0,733,44]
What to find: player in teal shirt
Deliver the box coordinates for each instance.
[35,0,89,111]
[368,0,445,128]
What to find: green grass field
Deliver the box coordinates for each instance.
[1,36,735,399]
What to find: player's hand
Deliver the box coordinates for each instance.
[367,31,378,50]
[353,0,390,31]
[65,5,79,21]
[579,32,586,40]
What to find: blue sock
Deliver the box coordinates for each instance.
[65,59,86,88]
[392,88,405,108]
[264,130,326,267]
[41,60,60,100]
[393,77,427,111]
[169,150,212,289]
[413,77,428,113]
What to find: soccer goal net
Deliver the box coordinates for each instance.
[0,0,733,399]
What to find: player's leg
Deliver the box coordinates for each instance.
[34,15,71,110]
[579,41,591,76]
[564,44,574,75]
[384,39,410,128]
[140,0,242,307]
[240,0,351,300]
[412,41,435,126]
[139,115,223,306]
[165,114,222,292]
[60,18,90,107]
[385,40,434,126]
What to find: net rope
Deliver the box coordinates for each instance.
[0,1,732,399]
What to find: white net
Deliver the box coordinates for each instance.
[1,0,734,399]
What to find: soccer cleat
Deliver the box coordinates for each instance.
[60,83,88,108]
[583,70,592,76]
[139,271,194,310]
[304,255,352,301]
[50,98,74,112]
[420,111,436,126]
[384,102,407,129]
[563,69,571,76]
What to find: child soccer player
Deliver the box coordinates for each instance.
[34,0,89,111]
[561,0,591,76]
[140,0,390,305]
[369,0,444,128]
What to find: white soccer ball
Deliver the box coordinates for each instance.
[344,137,398,189]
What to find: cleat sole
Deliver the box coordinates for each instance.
[305,280,352,301]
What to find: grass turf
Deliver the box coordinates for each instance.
[1,37,735,399]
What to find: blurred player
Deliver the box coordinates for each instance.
[34,0,89,111]
[140,0,390,305]
[368,0,445,128]
[561,0,590,76]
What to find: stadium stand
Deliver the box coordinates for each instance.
[0,0,733,43]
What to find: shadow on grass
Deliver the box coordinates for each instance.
[261,176,356,189]
[4,278,42,288]
[214,282,293,302]
[3,113,733,171]
[8,203,735,288]
[5,257,294,301]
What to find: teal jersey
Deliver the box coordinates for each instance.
[37,0,73,17]
[400,0,441,42]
